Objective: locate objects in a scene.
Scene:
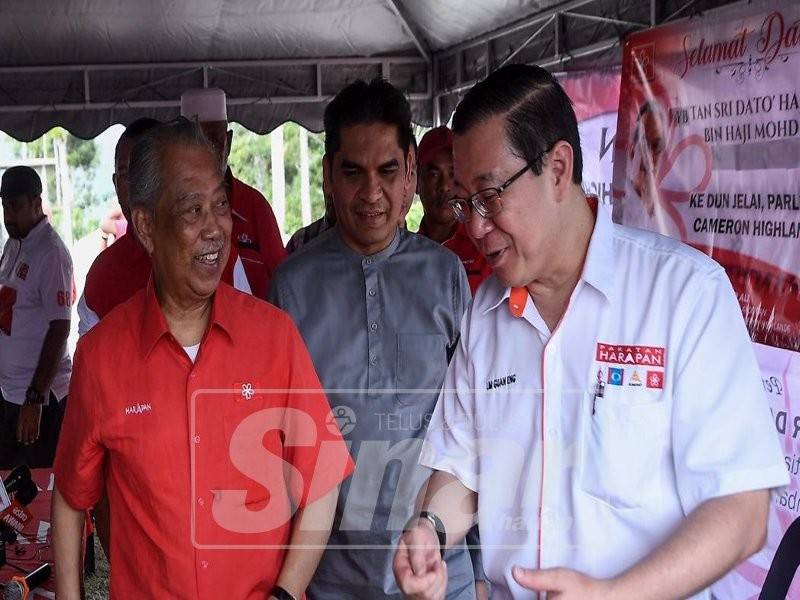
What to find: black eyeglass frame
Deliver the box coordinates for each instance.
[448,159,537,222]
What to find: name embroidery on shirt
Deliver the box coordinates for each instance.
[486,374,517,390]
[124,403,152,416]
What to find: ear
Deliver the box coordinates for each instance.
[131,207,156,255]
[547,140,575,200]
[224,129,233,164]
[405,147,416,187]
[322,153,333,196]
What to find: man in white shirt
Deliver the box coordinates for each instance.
[0,166,73,468]
[393,64,788,600]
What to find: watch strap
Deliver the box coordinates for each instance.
[271,585,297,600]
[406,510,447,559]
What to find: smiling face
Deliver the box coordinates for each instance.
[135,142,231,306]
[453,114,564,289]
[324,122,412,255]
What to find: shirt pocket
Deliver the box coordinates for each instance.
[221,407,290,509]
[579,387,670,510]
[395,333,448,407]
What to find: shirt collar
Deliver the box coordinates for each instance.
[139,278,235,358]
[22,217,50,243]
[225,168,248,223]
[333,225,402,264]
[483,198,616,318]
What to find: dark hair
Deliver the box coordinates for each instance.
[452,64,583,184]
[128,117,220,213]
[115,117,160,164]
[323,78,413,159]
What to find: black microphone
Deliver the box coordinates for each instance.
[1,466,31,497]
[0,475,38,544]
[2,563,51,600]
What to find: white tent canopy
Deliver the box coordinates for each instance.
[0,0,741,141]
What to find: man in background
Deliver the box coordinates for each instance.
[181,88,287,297]
[416,126,490,294]
[0,166,73,468]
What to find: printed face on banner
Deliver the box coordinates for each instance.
[611,0,800,352]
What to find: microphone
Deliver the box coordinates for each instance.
[1,466,31,497]
[0,476,38,543]
[2,563,51,600]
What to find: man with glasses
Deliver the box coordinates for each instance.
[394,64,787,599]
[270,78,476,599]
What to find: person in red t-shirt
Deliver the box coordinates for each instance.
[416,126,491,295]
[181,88,287,299]
[77,118,252,336]
[53,118,352,600]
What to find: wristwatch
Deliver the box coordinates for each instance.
[24,386,45,406]
[405,511,447,559]
[270,585,297,600]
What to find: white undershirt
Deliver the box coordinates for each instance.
[183,343,200,363]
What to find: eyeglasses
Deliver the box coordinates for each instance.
[448,161,535,222]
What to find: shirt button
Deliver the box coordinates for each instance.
[368,288,376,297]
[546,427,558,440]
[201,560,209,569]
[370,322,378,332]
[193,435,201,444]
[370,356,377,366]
[197,496,205,507]
[365,258,373,265]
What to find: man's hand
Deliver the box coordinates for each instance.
[17,403,42,445]
[512,566,614,599]
[394,521,448,600]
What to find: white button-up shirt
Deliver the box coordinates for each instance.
[421,203,788,600]
[0,218,73,405]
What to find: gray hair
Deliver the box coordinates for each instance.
[128,117,222,214]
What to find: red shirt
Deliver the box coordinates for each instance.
[229,172,287,298]
[418,220,492,295]
[55,282,354,599]
[79,233,247,335]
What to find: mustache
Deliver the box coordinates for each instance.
[194,242,225,256]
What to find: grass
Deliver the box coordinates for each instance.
[85,536,109,600]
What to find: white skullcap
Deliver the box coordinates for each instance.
[180,88,228,122]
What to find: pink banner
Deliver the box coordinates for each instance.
[612,0,800,352]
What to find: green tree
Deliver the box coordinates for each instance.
[5,128,99,240]
[228,122,326,237]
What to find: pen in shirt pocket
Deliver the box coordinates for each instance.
[592,369,604,415]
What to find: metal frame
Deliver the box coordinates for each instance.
[385,0,432,63]
[430,0,749,124]
[0,0,751,128]
[0,56,431,116]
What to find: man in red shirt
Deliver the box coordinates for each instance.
[53,118,353,600]
[416,126,491,295]
[78,118,253,335]
[181,88,287,298]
